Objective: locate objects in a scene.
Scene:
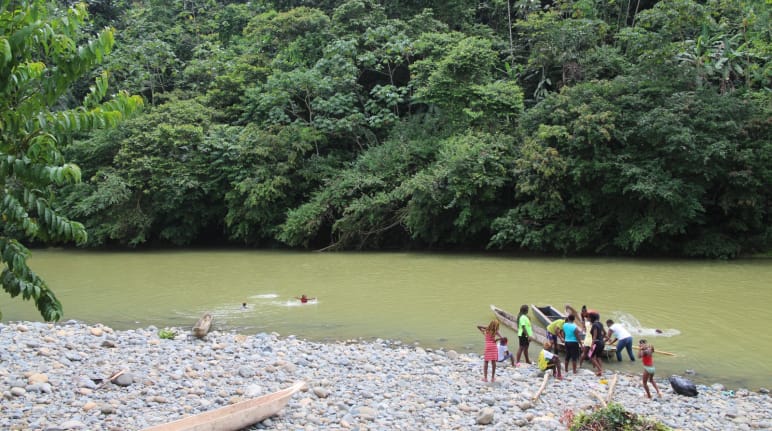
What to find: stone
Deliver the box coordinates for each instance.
[313,387,330,399]
[90,327,104,337]
[99,403,116,414]
[476,407,494,425]
[83,401,97,411]
[113,372,133,387]
[60,420,86,429]
[28,373,48,384]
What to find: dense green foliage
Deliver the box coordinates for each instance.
[0,0,143,320]
[58,0,772,257]
[5,0,770,280]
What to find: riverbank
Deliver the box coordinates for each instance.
[2,321,769,430]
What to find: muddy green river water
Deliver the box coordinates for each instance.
[2,249,770,390]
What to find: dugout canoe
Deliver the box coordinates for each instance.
[530,304,567,327]
[141,381,305,431]
[490,304,549,346]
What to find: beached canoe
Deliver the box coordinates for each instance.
[141,381,305,431]
[530,304,566,328]
[490,305,549,346]
[192,313,213,339]
[564,304,582,323]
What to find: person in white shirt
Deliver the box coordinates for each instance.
[606,319,635,361]
[497,337,515,366]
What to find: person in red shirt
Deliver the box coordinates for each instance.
[638,339,663,398]
[296,294,316,303]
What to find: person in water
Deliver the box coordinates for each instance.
[296,294,315,303]
[241,302,247,309]
[606,319,635,362]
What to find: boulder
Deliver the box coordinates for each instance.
[669,375,698,397]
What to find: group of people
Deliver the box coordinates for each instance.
[479,304,663,398]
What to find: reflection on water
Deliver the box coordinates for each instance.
[1,249,770,390]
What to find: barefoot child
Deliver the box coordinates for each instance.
[497,337,516,367]
[537,340,563,379]
[477,320,502,382]
[638,339,663,398]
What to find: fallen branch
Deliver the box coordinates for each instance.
[590,390,607,408]
[97,369,127,389]
[532,369,552,402]
[606,373,619,403]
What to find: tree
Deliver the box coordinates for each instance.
[0,0,142,320]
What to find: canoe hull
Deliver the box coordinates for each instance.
[141,381,305,431]
[530,304,566,328]
[489,305,549,346]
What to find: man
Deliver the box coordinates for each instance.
[606,319,635,361]
[546,318,565,353]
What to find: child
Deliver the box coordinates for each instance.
[638,339,663,398]
[477,320,502,382]
[537,340,563,379]
[497,337,515,366]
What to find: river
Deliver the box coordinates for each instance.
[2,249,770,390]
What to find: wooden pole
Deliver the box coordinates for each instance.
[633,345,677,357]
[532,369,552,402]
[606,373,618,403]
[590,390,607,408]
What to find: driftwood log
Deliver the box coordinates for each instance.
[590,390,607,408]
[192,313,213,339]
[532,369,552,402]
[96,369,127,389]
[606,373,619,403]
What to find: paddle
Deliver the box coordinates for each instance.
[633,345,677,357]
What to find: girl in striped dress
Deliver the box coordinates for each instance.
[477,320,502,382]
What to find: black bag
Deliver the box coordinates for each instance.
[669,375,698,397]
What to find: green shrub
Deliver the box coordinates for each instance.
[570,403,671,431]
[158,328,177,340]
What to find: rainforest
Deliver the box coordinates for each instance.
[2,0,771,274]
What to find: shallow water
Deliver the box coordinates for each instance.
[2,249,770,390]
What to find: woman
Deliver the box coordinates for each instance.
[516,305,533,365]
[589,313,605,376]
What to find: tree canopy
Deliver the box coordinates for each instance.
[3,0,771,319]
[0,0,142,320]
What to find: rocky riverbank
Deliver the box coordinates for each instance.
[2,321,770,430]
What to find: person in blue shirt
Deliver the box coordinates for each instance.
[562,314,582,375]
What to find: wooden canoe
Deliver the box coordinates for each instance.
[530,304,566,328]
[141,381,305,431]
[564,304,583,324]
[490,304,549,346]
[192,313,213,339]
